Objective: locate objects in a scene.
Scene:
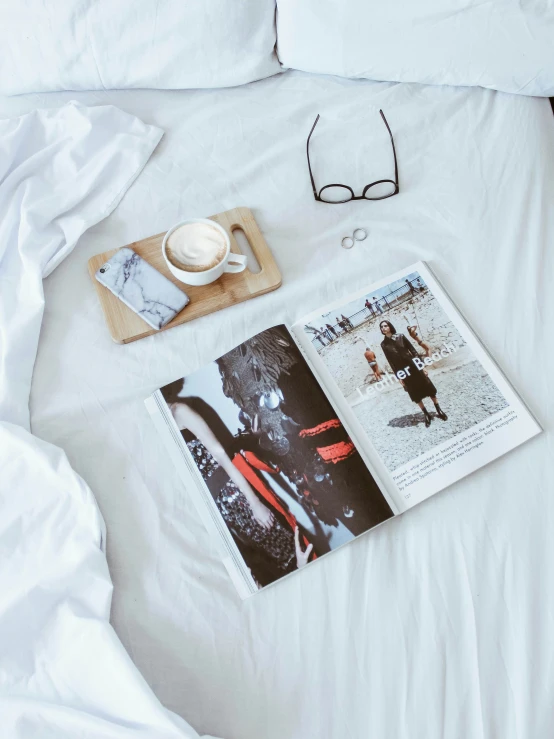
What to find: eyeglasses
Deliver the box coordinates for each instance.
[306,109,399,204]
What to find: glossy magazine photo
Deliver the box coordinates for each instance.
[146,262,540,596]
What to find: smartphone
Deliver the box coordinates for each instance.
[95,247,190,330]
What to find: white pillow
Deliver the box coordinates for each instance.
[0,1,280,94]
[276,0,554,96]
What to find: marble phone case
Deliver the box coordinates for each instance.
[95,247,190,330]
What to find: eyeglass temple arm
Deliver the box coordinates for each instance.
[379,109,398,186]
[306,114,320,198]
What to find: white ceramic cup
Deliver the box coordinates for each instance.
[162,218,247,287]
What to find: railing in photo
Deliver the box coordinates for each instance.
[309,279,429,350]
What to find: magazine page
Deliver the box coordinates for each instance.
[148,325,395,595]
[293,262,541,512]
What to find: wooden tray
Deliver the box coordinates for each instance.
[88,207,281,344]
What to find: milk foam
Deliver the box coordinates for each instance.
[166,223,227,272]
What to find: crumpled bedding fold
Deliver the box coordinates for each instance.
[0,101,217,739]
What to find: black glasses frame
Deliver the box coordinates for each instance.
[306,109,399,203]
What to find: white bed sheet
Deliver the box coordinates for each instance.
[3,73,553,739]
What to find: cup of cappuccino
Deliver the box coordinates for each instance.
[162,218,247,287]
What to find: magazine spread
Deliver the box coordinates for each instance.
[146,262,540,597]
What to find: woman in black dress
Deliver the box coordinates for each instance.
[380,320,448,428]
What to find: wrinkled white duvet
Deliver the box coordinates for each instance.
[0,102,217,739]
[0,73,553,739]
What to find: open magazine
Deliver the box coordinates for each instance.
[146,262,540,597]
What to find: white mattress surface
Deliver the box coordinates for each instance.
[3,72,553,739]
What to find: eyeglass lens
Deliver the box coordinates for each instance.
[363,181,397,199]
[320,185,353,203]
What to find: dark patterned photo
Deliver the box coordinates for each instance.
[160,326,393,588]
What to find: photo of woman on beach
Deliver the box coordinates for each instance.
[303,271,509,471]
